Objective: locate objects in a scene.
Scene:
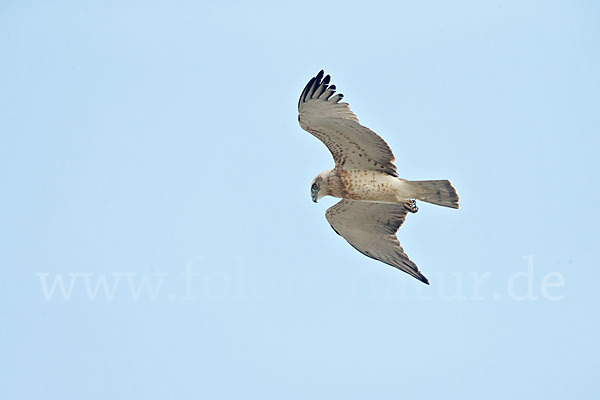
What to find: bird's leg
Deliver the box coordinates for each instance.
[404,200,418,213]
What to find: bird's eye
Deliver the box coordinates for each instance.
[311,183,319,191]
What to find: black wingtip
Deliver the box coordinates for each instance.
[315,74,331,98]
[315,69,324,84]
[299,70,338,108]
[299,77,316,106]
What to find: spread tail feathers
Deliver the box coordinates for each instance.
[407,180,460,209]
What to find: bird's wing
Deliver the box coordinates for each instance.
[325,199,429,284]
[298,70,398,177]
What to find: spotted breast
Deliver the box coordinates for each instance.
[338,169,412,204]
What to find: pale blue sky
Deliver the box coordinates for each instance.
[1,1,599,399]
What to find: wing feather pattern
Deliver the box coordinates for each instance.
[298,70,398,176]
[325,199,429,284]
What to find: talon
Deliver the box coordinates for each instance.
[405,200,418,213]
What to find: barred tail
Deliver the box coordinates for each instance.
[406,180,460,209]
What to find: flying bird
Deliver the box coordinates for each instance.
[298,70,459,284]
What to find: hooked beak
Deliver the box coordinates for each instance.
[312,195,318,203]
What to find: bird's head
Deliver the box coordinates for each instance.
[310,171,330,203]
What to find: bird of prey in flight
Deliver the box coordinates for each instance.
[298,70,459,284]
